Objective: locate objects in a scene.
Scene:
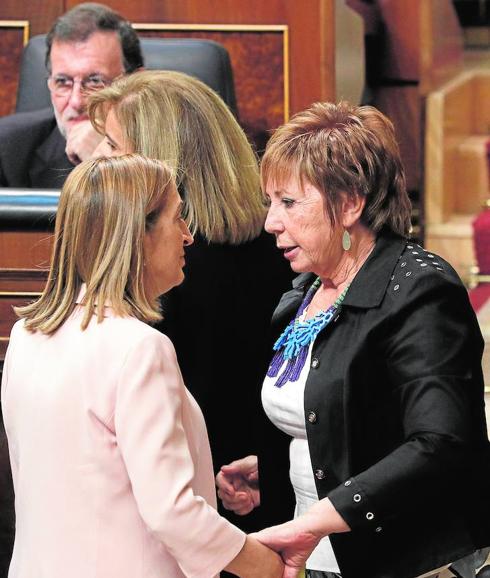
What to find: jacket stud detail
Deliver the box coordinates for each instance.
[307,411,317,424]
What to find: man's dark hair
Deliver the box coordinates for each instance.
[45,2,144,73]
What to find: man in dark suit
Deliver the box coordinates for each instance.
[0,3,143,189]
[0,108,73,189]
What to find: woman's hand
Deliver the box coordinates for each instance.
[224,535,284,578]
[251,521,320,578]
[216,455,260,515]
[252,498,350,578]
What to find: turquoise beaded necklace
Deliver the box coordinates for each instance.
[267,277,349,388]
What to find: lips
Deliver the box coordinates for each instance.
[65,114,89,124]
[279,245,299,260]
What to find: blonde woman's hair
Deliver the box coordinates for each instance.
[16,154,174,334]
[261,101,412,237]
[89,70,264,244]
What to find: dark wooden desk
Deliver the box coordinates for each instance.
[0,190,57,365]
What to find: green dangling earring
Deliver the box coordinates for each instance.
[342,229,351,251]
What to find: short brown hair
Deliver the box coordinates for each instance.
[16,154,174,334]
[45,2,143,73]
[261,101,412,236]
[89,70,265,244]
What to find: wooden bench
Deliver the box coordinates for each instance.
[424,69,490,283]
[0,190,55,364]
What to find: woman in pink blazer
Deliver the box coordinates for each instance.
[1,155,283,578]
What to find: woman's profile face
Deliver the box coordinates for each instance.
[93,107,133,157]
[143,184,193,299]
[92,107,193,297]
[264,176,342,278]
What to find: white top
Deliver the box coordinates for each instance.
[262,340,340,573]
[2,304,245,578]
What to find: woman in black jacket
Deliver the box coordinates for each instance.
[217,101,490,578]
[89,71,293,532]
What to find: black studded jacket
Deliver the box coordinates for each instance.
[257,229,490,578]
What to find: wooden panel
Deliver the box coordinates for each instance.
[335,0,365,104]
[0,22,27,117]
[374,0,464,85]
[419,0,464,92]
[377,0,420,81]
[83,0,336,115]
[454,136,490,213]
[475,74,490,133]
[0,228,51,361]
[0,269,48,292]
[0,0,64,117]
[425,72,490,224]
[443,76,476,136]
[0,294,41,360]
[0,269,48,361]
[424,70,490,280]
[0,1,335,122]
[0,230,53,269]
[0,0,63,37]
[138,27,286,151]
[424,215,475,283]
[370,85,421,192]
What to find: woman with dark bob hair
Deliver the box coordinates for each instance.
[1,155,283,578]
[217,102,490,578]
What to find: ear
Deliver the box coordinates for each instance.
[340,192,366,229]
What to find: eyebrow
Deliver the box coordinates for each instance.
[105,131,122,149]
[53,72,104,78]
[270,187,291,196]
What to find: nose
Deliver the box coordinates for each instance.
[264,204,282,235]
[182,220,194,246]
[67,81,86,112]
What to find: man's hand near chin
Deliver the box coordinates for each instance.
[65,120,104,165]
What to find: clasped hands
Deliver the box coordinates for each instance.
[216,455,325,578]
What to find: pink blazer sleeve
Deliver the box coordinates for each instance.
[114,332,245,578]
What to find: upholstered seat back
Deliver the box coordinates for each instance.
[16,34,237,114]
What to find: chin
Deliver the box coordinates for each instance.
[170,271,186,290]
[153,271,186,297]
[290,261,310,273]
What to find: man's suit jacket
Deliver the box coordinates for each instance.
[1,296,245,578]
[0,108,73,189]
